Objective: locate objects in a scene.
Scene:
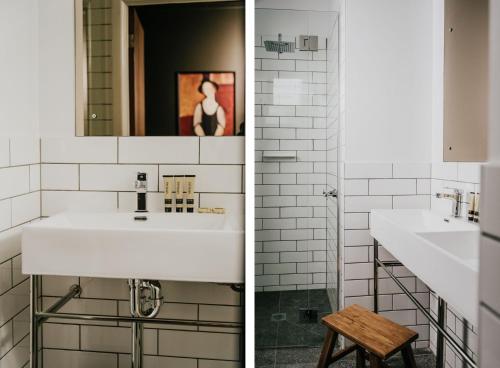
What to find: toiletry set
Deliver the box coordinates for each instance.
[466,192,481,222]
[135,172,224,214]
[164,175,196,213]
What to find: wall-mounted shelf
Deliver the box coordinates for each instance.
[262,151,297,161]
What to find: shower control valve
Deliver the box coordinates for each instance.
[323,189,338,198]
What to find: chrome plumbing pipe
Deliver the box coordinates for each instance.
[128,279,163,368]
[129,279,162,318]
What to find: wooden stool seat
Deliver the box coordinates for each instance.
[317,304,419,368]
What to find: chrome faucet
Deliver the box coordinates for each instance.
[435,188,464,218]
[135,172,148,212]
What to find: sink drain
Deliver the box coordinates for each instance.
[270,313,286,322]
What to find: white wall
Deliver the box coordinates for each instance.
[489,0,500,163]
[38,0,76,137]
[478,1,500,367]
[431,0,445,163]
[344,0,433,162]
[0,0,39,137]
[0,2,40,367]
[255,8,335,38]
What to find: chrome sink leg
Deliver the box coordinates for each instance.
[436,297,447,368]
[373,240,379,313]
[30,275,39,368]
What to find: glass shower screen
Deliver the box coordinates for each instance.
[254,6,339,353]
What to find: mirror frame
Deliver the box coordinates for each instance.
[74,0,239,137]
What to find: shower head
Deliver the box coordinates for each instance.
[264,34,295,54]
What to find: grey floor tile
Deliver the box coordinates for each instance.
[256,289,334,349]
[257,346,435,368]
[256,290,435,368]
[256,318,279,347]
[256,291,280,317]
[275,346,322,365]
[255,348,276,367]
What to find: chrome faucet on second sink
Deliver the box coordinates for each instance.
[435,188,464,218]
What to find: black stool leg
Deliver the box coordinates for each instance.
[317,330,338,368]
[401,345,417,368]
[368,354,383,368]
[356,346,366,368]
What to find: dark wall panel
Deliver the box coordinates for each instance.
[136,2,245,136]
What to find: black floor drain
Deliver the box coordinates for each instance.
[270,313,286,322]
[299,308,319,323]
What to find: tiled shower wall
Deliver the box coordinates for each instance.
[254,33,330,292]
[39,136,245,367]
[430,162,481,367]
[0,137,41,367]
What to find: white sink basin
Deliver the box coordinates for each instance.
[418,231,479,269]
[22,212,244,284]
[371,209,479,324]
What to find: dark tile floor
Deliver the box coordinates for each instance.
[256,347,436,368]
[256,290,333,349]
[255,290,435,368]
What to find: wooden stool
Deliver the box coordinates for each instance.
[317,304,419,368]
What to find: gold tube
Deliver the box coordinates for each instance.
[175,176,185,213]
[185,175,195,213]
[474,193,480,223]
[467,192,476,222]
[163,175,174,213]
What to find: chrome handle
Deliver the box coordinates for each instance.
[323,189,337,198]
[135,172,148,191]
[444,187,464,195]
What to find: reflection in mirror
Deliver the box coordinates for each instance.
[76,0,245,136]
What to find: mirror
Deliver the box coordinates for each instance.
[75,0,245,136]
[443,0,488,162]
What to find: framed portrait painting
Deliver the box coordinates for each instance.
[177,72,235,136]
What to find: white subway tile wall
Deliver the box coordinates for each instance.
[0,137,40,367]
[255,32,334,292]
[429,161,481,367]
[341,162,432,347]
[38,136,245,367]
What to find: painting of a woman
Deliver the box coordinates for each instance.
[193,78,226,136]
[177,72,235,136]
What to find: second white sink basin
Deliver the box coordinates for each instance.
[22,211,244,284]
[418,231,479,269]
[371,209,479,324]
